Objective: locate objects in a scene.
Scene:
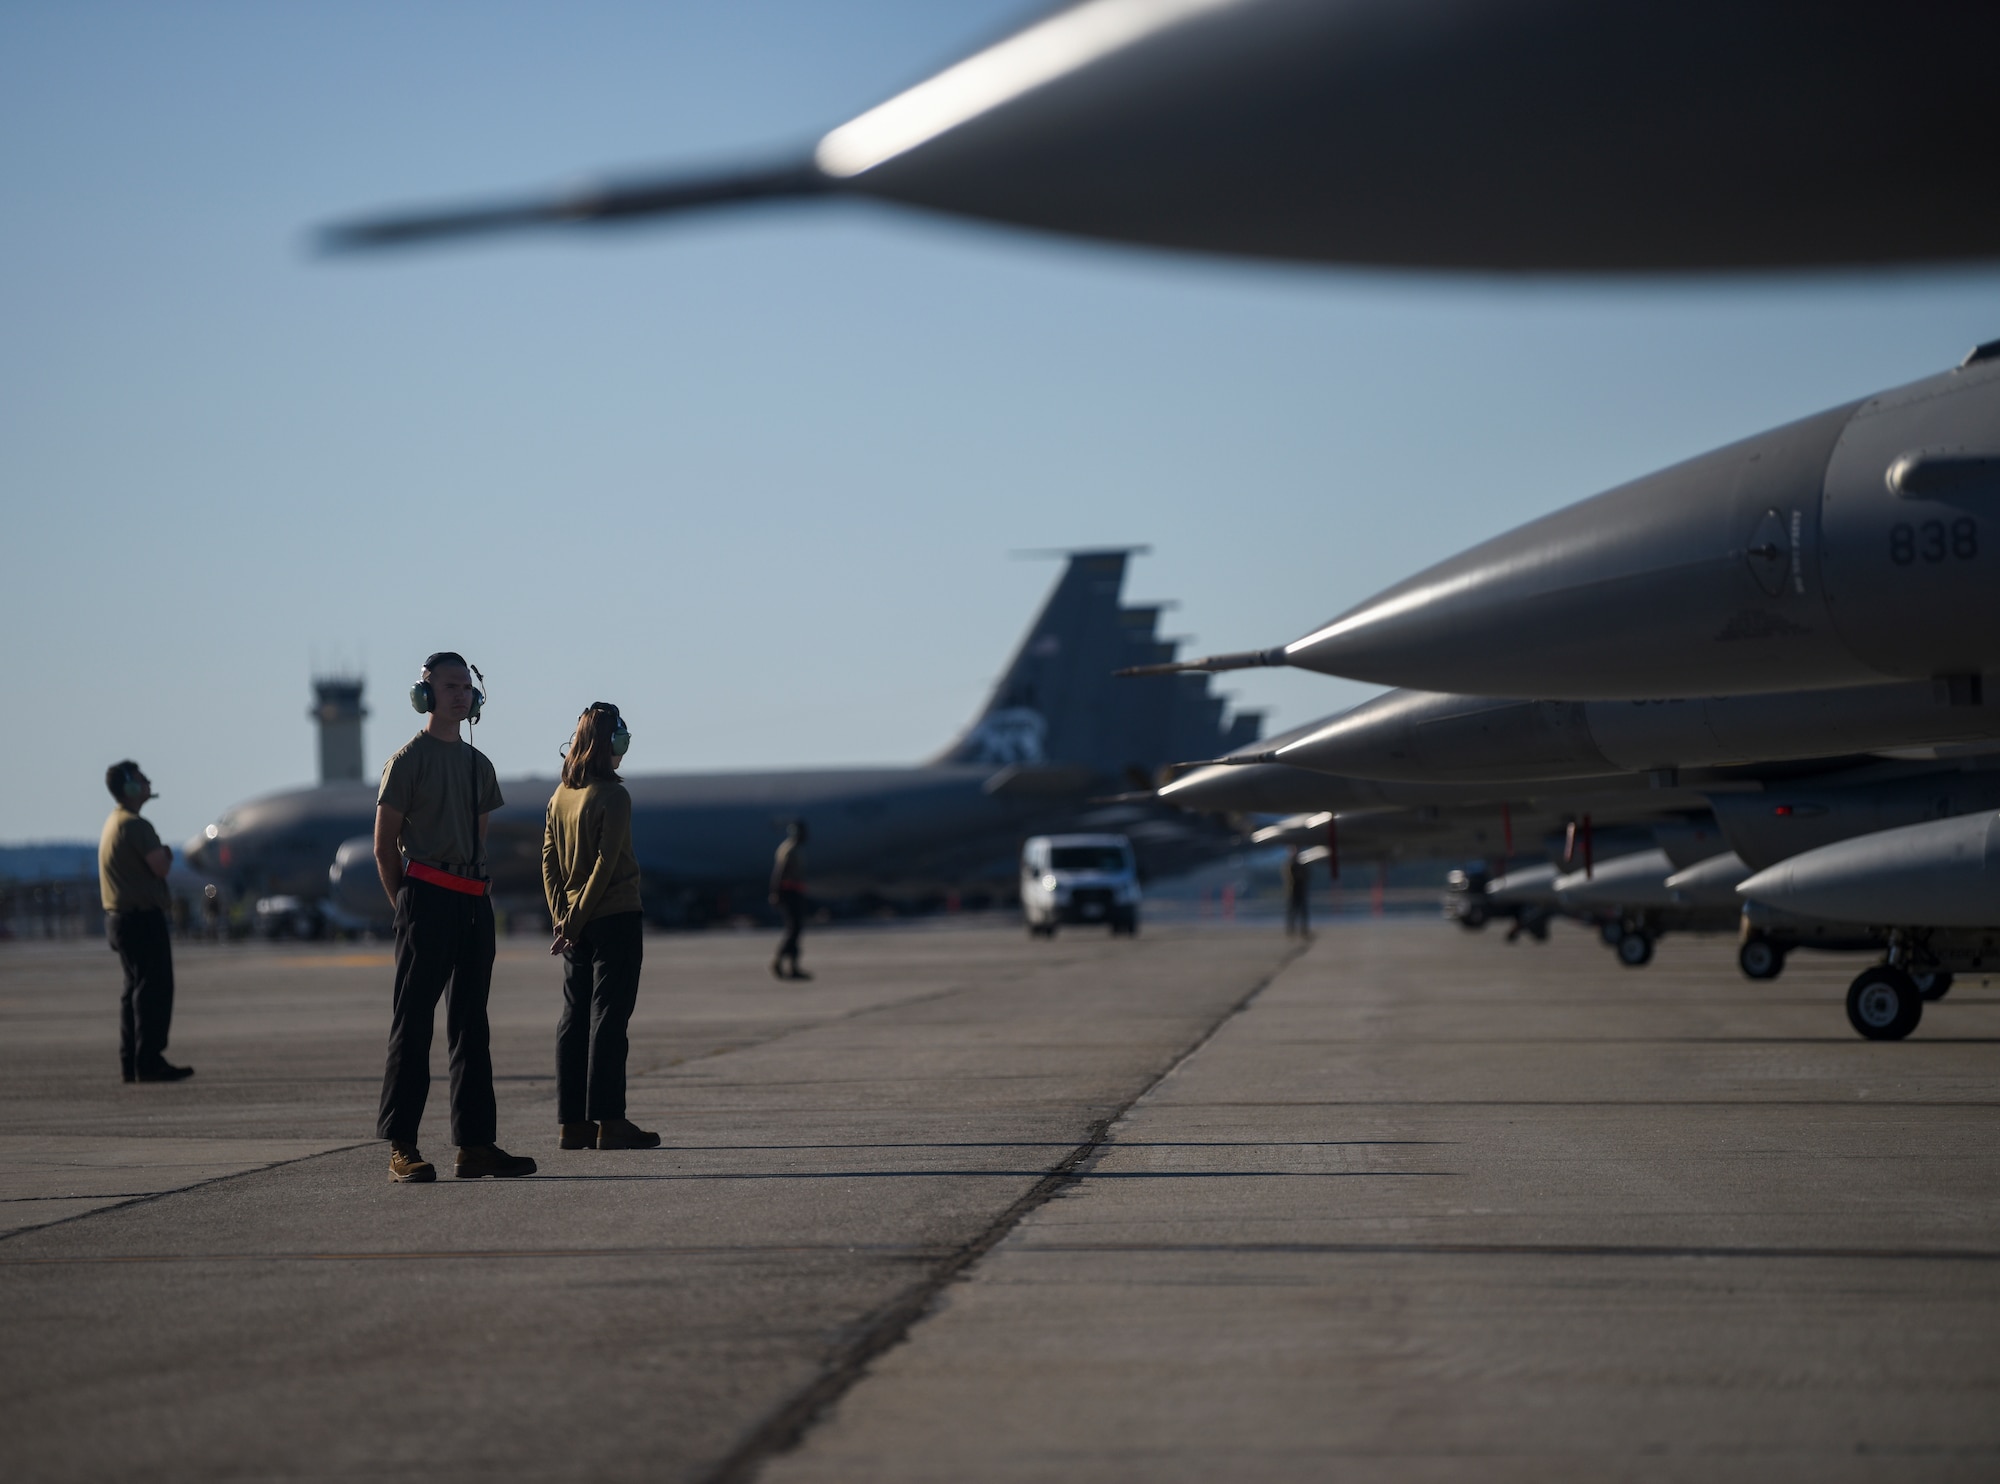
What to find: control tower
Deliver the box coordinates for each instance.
[310,674,368,784]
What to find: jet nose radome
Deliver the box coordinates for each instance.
[1272,690,1612,783]
[1736,812,2000,929]
[1156,762,1354,815]
[1287,359,2000,699]
[1285,402,1865,698]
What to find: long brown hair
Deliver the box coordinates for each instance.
[561,703,623,789]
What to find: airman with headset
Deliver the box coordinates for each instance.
[543,702,660,1152]
[99,760,192,1083]
[372,652,537,1183]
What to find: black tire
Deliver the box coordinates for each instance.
[1737,936,1786,981]
[1846,966,1923,1040]
[1615,931,1655,968]
[1914,970,1954,1001]
[1460,902,1488,929]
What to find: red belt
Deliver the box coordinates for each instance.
[406,861,489,896]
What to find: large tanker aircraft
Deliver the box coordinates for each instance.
[186,551,1258,926]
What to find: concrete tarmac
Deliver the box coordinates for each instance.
[1,920,1996,1481]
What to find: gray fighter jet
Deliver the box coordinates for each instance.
[186,551,1258,926]
[1246,677,2000,786]
[1131,345,2000,700]
[1736,812,2000,1039]
[323,1,2000,273]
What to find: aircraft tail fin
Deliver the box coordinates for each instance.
[936,550,1260,780]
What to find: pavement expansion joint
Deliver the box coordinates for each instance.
[0,1141,374,1246]
[699,941,1309,1484]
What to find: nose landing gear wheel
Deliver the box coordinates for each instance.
[1914,970,1954,1001]
[1615,931,1655,967]
[1737,937,1786,981]
[1846,966,1923,1040]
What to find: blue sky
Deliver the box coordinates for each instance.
[4,0,1998,850]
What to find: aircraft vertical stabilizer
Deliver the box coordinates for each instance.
[936,550,1258,780]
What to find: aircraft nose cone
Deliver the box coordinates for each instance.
[1285,403,1869,699]
[1156,762,1355,815]
[1274,690,1610,783]
[1737,812,2000,928]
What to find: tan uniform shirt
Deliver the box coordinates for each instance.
[99,807,170,913]
[377,731,504,876]
[771,839,805,895]
[542,780,642,932]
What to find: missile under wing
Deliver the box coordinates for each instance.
[323,0,2000,273]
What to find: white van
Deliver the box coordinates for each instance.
[1020,834,1140,937]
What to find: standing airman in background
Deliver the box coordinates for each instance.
[544,702,659,1152]
[1282,844,1312,939]
[99,761,193,1083]
[373,651,536,1184]
[769,819,811,981]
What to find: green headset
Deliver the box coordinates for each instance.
[558,702,630,760]
[115,761,146,803]
[409,652,485,722]
[595,702,631,758]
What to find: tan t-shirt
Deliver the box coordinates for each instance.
[377,731,504,875]
[100,807,170,913]
[542,780,642,930]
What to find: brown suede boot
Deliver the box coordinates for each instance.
[596,1117,662,1151]
[454,1144,538,1179]
[389,1144,436,1183]
[559,1122,599,1150]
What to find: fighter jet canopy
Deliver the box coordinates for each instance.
[326,0,2000,272]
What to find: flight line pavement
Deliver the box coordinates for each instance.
[1,919,1996,1481]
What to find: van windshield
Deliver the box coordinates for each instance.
[1050,846,1128,872]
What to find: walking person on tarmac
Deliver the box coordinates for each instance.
[1282,844,1313,939]
[99,761,193,1083]
[543,702,659,1153]
[373,652,536,1183]
[769,819,811,981]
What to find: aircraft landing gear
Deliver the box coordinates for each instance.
[1846,965,1923,1040]
[1027,921,1056,939]
[1615,930,1655,968]
[1599,921,1624,947]
[1737,935,1786,981]
[1914,970,1954,1001]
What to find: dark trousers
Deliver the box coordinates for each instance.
[377,881,497,1147]
[1285,890,1311,937]
[107,909,174,1076]
[556,910,644,1123]
[775,890,806,969]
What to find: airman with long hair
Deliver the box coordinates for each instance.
[544,703,659,1151]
